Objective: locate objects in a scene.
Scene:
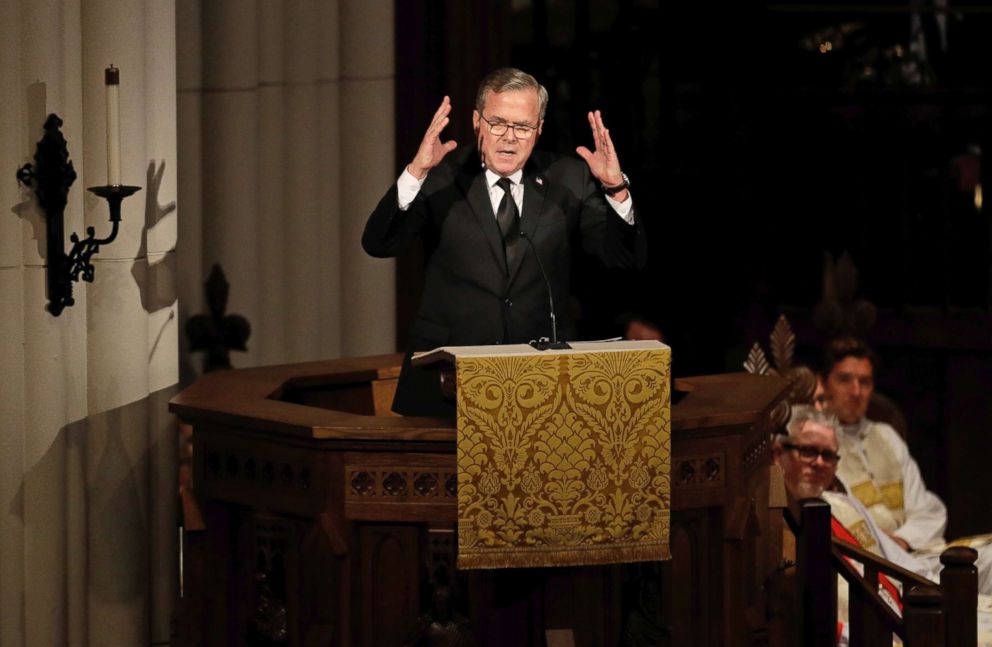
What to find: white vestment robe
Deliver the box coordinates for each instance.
[835,418,947,550]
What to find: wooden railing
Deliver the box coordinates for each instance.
[787,497,978,647]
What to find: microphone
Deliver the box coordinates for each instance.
[519,231,571,350]
[476,129,487,169]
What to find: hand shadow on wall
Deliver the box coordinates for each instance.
[131,160,180,364]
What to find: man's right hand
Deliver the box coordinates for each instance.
[408,96,458,179]
[886,531,911,552]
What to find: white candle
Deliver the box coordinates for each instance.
[105,65,121,186]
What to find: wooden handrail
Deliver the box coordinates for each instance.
[833,538,933,589]
[831,549,904,638]
[790,497,978,647]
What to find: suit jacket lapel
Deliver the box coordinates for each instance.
[507,171,548,286]
[456,165,507,275]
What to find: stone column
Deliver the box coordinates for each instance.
[19,2,87,645]
[283,0,322,362]
[340,0,396,356]
[180,0,397,367]
[176,0,204,382]
[317,0,343,359]
[201,0,260,367]
[142,1,180,643]
[255,0,288,365]
[80,0,150,638]
[0,2,28,644]
[0,1,179,645]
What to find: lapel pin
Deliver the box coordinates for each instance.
[536,177,544,186]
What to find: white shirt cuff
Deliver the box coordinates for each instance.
[397,167,427,211]
[606,192,635,225]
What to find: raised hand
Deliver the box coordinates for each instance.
[575,110,625,195]
[409,96,458,179]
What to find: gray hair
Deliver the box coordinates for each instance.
[475,68,549,121]
[777,405,841,448]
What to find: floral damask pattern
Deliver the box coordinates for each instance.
[456,348,671,569]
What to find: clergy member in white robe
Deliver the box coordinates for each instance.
[821,338,947,550]
[834,417,947,551]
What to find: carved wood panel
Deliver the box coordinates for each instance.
[357,525,421,647]
[248,517,290,645]
[673,453,726,488]
[743,434,771,475]
[196,429,325,517]
[204,447,313,491]
[663,509,719,646]
[344,454,458,522]
[346,467,457,500]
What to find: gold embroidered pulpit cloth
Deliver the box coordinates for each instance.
[415,340,671,569]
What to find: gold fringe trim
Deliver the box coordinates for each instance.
[457,542,671,570]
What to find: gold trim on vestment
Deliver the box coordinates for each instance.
[850,481,883,508]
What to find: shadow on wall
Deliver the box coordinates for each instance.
[7,387,178,623]
[90,400,150,602]
[11,81,62,263]
[131,160,183,369]
[133,159,177,315]
[10,187,47,262]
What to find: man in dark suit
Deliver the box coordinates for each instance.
[363,68,647,416]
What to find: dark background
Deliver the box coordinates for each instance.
[394,0,992,538]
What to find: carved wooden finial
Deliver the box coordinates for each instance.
[770,315,796,373]
[743,342,773,376]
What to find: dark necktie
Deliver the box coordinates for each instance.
[496,177,520,273]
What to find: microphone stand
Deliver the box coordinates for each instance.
[519,232,571,350]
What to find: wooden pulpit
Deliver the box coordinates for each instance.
[170,353,787,646]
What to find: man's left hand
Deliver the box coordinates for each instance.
[576,110,628,202]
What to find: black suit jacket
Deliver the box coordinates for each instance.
[362,148,647,416]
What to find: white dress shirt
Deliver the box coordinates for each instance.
[396,165,635,224]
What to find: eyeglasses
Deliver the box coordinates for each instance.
[479,114,538,140]
[782,442,841,466]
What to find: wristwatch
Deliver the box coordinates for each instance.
[602,172,630,196]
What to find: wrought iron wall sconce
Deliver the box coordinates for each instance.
[15,113,141,316]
